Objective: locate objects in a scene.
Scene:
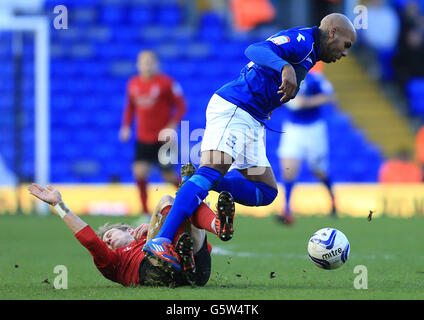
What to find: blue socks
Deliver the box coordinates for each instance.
[284,181,294,215]
[255,181,278,206]
[213,175,257,206]
[321,177,334,198]
[155,166,278,241]
[156,166,223,241]
[213,175,278,206]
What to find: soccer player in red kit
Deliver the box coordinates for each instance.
[119,50,187,216]
[27,183,235,287]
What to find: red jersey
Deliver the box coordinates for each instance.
[74,205,214,287]
[122,73,186,143]
[75,226,146,287]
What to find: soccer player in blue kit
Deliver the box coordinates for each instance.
[143,13,357,270]
[277,62,337,225]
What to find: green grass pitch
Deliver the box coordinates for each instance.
[1,213,424,300]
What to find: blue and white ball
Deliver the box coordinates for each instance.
[307,228,350,270]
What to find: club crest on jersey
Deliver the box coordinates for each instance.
[269,35,290,45]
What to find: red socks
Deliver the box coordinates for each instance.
[160,203,217,235]
[189,202,217,235]
[136,179,149,214]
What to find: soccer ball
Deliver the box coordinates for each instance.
[307,228,350,270]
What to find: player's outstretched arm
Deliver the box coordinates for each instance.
[300,93,335,108]
[28,184,88,234]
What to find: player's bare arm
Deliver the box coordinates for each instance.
[28,184,88,234]
[119,126,131,142]
[278,64,297,103]
[297,93,334,108]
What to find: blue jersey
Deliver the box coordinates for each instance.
[216,26,321,123]
[285,72,334,124]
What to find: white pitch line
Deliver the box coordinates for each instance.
[211,246,399,260]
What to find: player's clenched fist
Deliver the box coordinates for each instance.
[278,64,297,103]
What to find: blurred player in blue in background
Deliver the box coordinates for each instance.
[277,62,337,225]
[142,13,356,270]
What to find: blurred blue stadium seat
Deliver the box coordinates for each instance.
[407,78,424,116]
[128,5,156,26]
[53,0,100,8]
[156,43,184,60]
[100,5,124,25]
[157,4,183,26]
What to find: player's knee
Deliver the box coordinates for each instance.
[161,168,177,181]
[133,162,151,179]
[200,151,233,175]
[157,195,174,213]
[255,182,278,206]
[283,170,297,181]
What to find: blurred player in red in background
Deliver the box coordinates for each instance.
[27,183,234,287]
[119,50,187,217]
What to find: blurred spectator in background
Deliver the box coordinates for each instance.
[415,125,424,174]
[362,0,400,81]
[393,0,424,88]
[119,50,186,218]
[277,62,337,225]
[378,148,423,182]
[185,0,230,28]
[311,0,343,26]
[230,0,276,31]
